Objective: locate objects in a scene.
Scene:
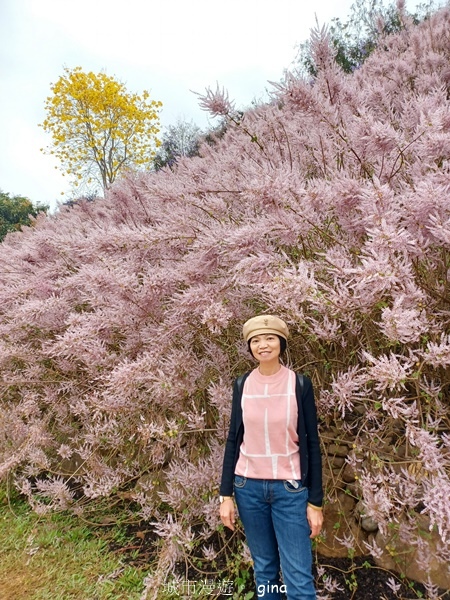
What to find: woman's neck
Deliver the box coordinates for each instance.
[258,362,282,376]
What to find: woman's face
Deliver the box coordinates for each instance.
[249,334,281,364]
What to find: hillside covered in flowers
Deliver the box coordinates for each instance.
[1,5,450,597]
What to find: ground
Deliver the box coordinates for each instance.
[313,555,450,600]
[130,523,450,599]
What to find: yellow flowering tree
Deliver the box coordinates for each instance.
[40,67,163,193]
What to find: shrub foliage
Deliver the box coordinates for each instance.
[1,6,450,596]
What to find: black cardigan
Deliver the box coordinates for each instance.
[219,370,323,508]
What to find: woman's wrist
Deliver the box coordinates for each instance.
[307,502,323,511]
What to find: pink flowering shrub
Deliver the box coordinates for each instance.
[1,5,450,595]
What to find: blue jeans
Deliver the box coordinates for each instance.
[234,476,315,600]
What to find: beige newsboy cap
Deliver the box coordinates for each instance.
[242,315,289,342]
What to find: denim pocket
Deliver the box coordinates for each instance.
[234,475,247,489]
[283,479,306,493]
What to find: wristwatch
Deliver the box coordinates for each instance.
[219,495,232,503]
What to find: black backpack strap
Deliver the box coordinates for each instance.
[235,372,250,399]
[296,372,304,399]
[236,374,244,395]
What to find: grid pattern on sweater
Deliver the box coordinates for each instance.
[234,365,301,480]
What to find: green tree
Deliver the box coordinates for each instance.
[296,0,440,75]
[40,67,163,194]
[0,191,48,241]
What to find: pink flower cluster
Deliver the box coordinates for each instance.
[0,5,450,590]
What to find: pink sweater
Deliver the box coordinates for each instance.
[235,365,301,480]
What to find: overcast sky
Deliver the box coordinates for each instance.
[1,0,407,210]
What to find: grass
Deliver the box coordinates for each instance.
[0,485,147,600]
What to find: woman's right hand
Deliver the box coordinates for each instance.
[220,498,235,531]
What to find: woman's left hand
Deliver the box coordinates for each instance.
[307,505,324,539]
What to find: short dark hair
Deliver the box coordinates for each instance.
[247,335,287,358]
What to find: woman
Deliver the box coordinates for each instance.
[219,315,323,600]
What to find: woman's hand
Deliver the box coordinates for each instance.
[220,498,235,531]
[307,504,323,539]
